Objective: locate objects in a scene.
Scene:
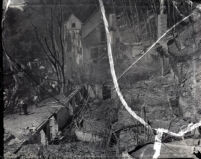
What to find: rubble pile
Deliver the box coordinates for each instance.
[74,99,119,144]
[17,142,116,158]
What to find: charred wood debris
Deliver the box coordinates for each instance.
[3,0,201,158]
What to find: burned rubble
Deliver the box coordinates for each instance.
[2,0,201,158]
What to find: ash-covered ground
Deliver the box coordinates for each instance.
[3,0,201,158]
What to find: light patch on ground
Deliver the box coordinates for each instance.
[4,98,63,140]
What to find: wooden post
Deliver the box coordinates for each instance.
[68,102,74,115]
[40,130,48,145]
[134,1,140,42]
[158,0,167,76]
[49,116,58,140]
[192,44,197,98]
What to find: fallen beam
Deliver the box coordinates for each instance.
[13,86,86,154]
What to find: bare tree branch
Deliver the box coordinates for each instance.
[31,1,68,94]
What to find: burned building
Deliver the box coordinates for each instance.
[3,0,201,158]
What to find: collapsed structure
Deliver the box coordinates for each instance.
[3,0,201,158]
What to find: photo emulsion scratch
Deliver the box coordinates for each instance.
[2,0,201,158]
[99,0,201,158]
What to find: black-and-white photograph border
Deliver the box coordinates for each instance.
[2,0,201,158]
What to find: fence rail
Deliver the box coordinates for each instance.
[111,107,154,152]
[14,85,89,154]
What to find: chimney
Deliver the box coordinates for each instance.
[109,14,116,29]
[158,0,167,39]
[109,14,117,45]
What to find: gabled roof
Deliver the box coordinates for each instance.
[66,13,82,23]
[81,9,103,38]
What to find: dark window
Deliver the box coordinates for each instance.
[99,47,107,55]
[72,23,76,28]
[91,48,99,59]
[102,84,111,100]
[100,25,106,42]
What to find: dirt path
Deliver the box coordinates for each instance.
[4,97,64,140]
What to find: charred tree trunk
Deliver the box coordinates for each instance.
[59,66,66,95]
[3,48,20,113]
[158,0,167,76]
